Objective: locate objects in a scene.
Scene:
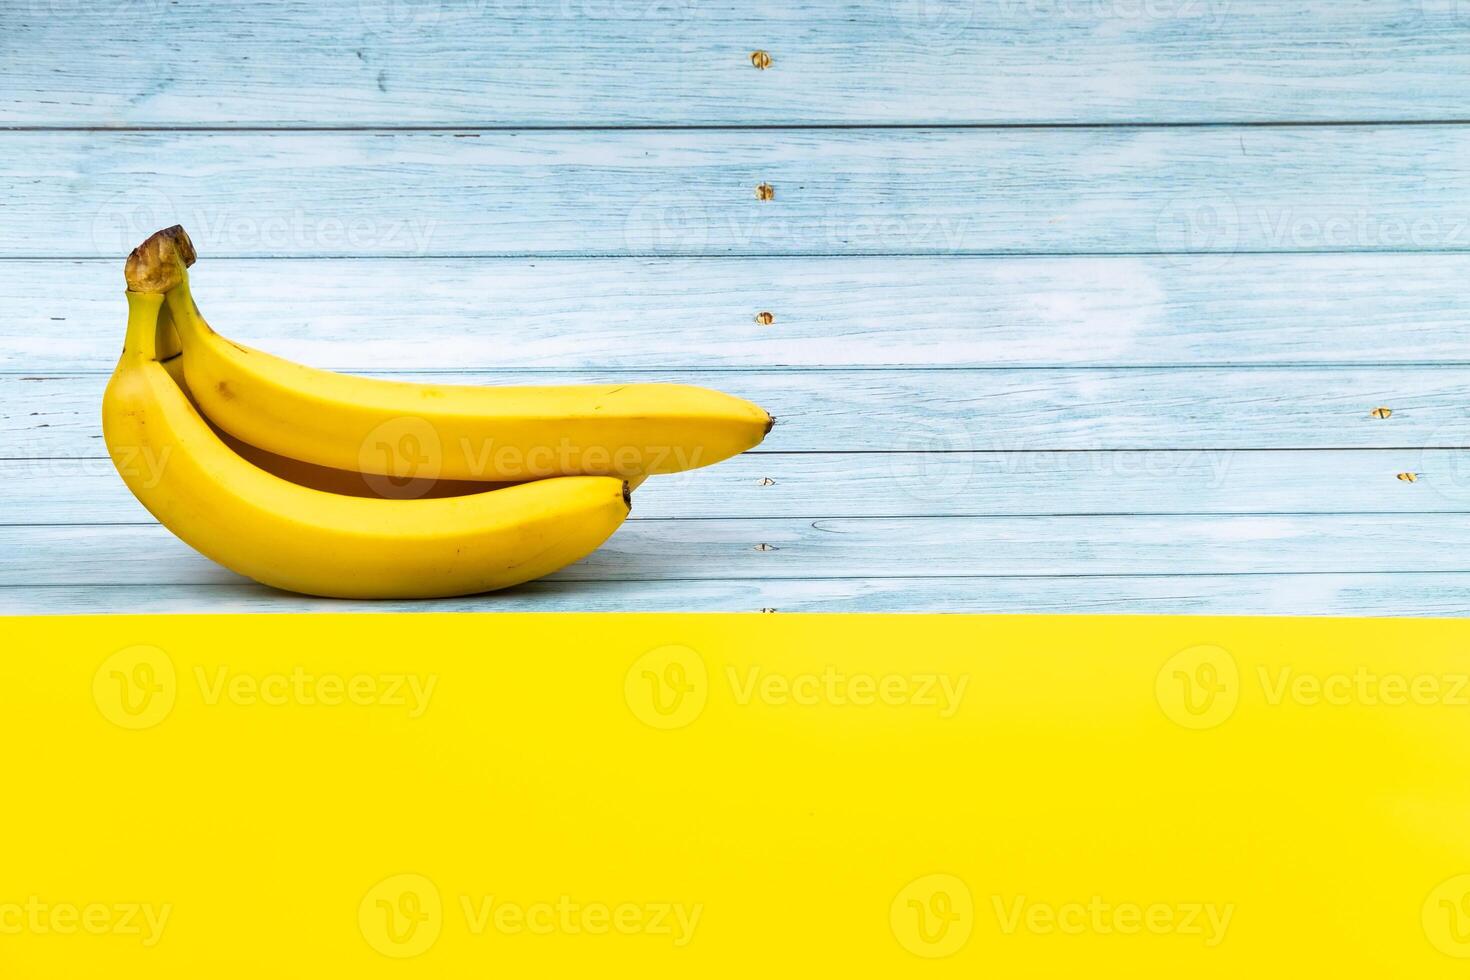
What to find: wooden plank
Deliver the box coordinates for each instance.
[7,574,1470,616]
[7,369,1469,458]
[6,1,1470,125]
[6,451,1464,524]
[10,127,1470,257]
[9,253,1470,371]
[4,515,1467,586]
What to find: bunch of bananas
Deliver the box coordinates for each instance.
[104,227,773,598]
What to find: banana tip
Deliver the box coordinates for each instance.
[764,414,776,435]
[622,480,632,510]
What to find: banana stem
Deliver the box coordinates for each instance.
[124,225,198,359]
[163,274,211,342]
[154,297,183,362]
[123,291,166,360]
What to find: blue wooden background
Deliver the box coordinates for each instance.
[3,0,1470,613]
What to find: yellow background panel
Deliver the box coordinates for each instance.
[1,614,1467,976]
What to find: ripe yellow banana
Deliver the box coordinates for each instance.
[154,345,517,499]
[164,347,647,500]
[145,228,773,482]
[104,289,630,598]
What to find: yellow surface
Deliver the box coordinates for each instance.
[2,614,1468,976]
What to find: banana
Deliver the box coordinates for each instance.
[141,227,773,482]
[158,351,575,500]
[104,289,630,599]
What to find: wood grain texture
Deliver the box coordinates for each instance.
[11,127,1470,257]
[3,515,1467,586]
[8,574,1470,616]
[6,2,1467,615]
[7,451,1464,524]
[6,369,1468,459]
[5,1,1470,125]
[10,253,1470,371]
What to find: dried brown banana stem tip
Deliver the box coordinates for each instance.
[124,225,197,293]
